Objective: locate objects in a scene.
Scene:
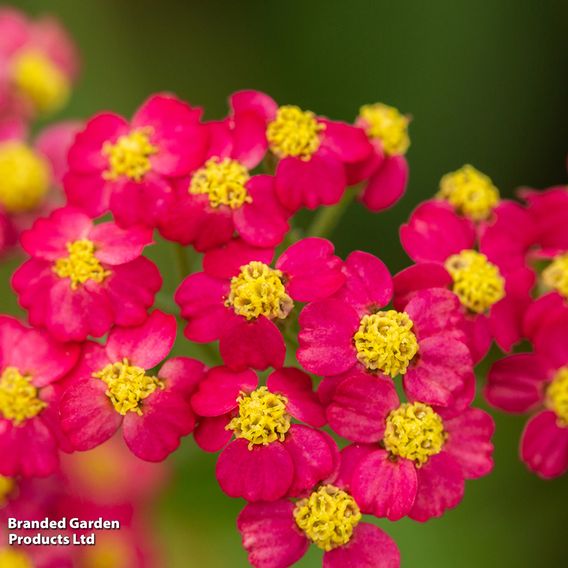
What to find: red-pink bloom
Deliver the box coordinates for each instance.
[176,237,345,370]
[347,103,410,212]
[192,366,337,502]
[237,453,400,568]
[158,110,289,250]
[0,316,79,477]
[0,7,79,119]
[229,90,373,211]
[13,207,161,342]
[298,251,475,412]
[326,381,494,522]
[398,200,534,360]
[59,311,203,462]
[64,93,208,228]
[486,312,568,479]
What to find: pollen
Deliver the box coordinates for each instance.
[93,358,164,416]
[0,142,50,213]
[12,50,70,115]
[102,127,157,182]
[294,485,361,551]
[53,239,110,290]
[0,475,14,505]
[358,103,410,156]
[438,165,500,221]
[266,105,325,160]
[542,253,568,300]
[445,249,505,314]
[354,310,419,377]
[0,550,32,568]
[226,387,290,449]
[0,367,46,426]
[546,367,568,426]
[189,157,251,209]
[225,261,294,321]
[384,402,446,466]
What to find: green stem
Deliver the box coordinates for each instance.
[306,186,359,239]
[173,243,193,280]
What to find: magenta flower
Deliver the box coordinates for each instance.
[59,311,204,462]
[0,7,79,119]
[398,200,534,360]
[237,453,400,568]
[298,251,475,412]
[192,366,337,502]
[486,312,568,479]
[64,93,208,228]
[230,90,373,211]
[347,102,410,212]
[0,316,79,477]
[158,110,289,250]
[326,377,494,521]
[12,207,161,342]
[176,237,345,370]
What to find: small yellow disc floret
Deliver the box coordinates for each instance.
[542,253,568,300]
[358,103,410,156]
[0,367,46,425]
[102,128,157,182]
[53,239,110,290]
[547,367,568,426]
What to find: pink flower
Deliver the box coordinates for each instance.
[59,311,204,462]
[64,93,209,228]
[298,251,475,412]
[229,90,373,211]
[175,237,345,370]
[398,200,534,360]
[237,453,400,568]
[158,110,289,250]
[12,207,161,342]
[0,8,79,119]
[0,315,79,477]
[347,102,410,212]
[486,312,568,479]
[334,388,494,521]
[192,365,337,502]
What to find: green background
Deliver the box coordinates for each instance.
[4,1,568,566]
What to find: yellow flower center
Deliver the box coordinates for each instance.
[0,367,46,426]
[445,249,505,314]
[542,253,568,300]
[93,358,164,416]
[384,402,446,466]
[53,239,110,290]
[0,142,50,213]
[546,367,568,426]
[437,165,500,221]
[0,550,32,568]
[266,105,324,160]
[225,261,294,320]
[102,128,157,182]
[358,103,410,156]
[0,476,15,505]
[11,50,70,115]
[226,387,290,449]
[189,157,251,209]
[354,310,419,377]
[294,485,361,551]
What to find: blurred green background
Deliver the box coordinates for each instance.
[4,0,568,566]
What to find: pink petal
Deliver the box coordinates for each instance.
[392,263,452,311]
[191,366,258,416]
[333,251,392,315]
[489,293,531,353]
[231,111,269,169]
[267,367,326,427]
[461,313,493,364]
[534,313,568,370]
[320,119,373,163]
[63,171,111,218]
[237,501,308,568]
[106,310,176,369]
[523,293,568,342]
[327,372,399,443]
[409,452,464,522]
[158,356,206,397]
[485,353,546,413]
[276,238,345,302]
[333,443,376,491]
[520,410,568,479]
[230,90,278,122]
[12,260,55,329]
[90,222,153,265]
[297,299,359,376]
[360,154,408,212]
[194,415,233,453]
[216,439,294,501]
[351,449,417,520]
